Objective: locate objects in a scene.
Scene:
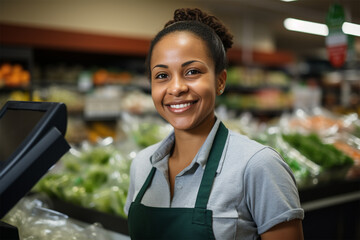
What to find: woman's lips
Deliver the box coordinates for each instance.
[165,101,197,113]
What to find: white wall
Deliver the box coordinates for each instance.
[0,0,275,51]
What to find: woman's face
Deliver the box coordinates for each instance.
[150,31,225,131]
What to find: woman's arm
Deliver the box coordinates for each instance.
[261,219,304,240]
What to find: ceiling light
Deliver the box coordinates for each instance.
[342,22,360,37]
[284,18,328,36]
[281,0,297,2]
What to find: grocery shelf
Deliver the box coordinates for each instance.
[300,178,360,211]
[0,23,150,56]
[226,48,294,66]
[225,85,291,94]
[0,22,294,66]
[0,46,33,60]
[300,178,360,239]
[0,87,31,92]
[0,46,34,100]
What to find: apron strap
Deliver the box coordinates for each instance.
[134,122,229,208]
[195,122,228,209]
[134,165,156,203]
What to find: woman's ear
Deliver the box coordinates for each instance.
[217,69,227,95]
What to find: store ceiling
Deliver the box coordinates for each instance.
[192,0,360,58]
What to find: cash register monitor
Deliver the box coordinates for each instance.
[0,101,70,218]
[0,109,45,164]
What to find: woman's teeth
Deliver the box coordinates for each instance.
[170,102,192,109]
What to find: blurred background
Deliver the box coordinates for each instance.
[1,0,360,239]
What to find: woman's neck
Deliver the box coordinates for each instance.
[168,116,216,198]
[171,116,216,165]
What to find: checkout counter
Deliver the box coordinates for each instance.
[0,101,70,239]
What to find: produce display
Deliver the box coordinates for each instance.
[216,90,293,111]
[0,63,30,88]
[121,113,172,148]
[226,66,290,87]
[93,68,132,85]
[256,132,318,188]
[34,144,131,218]
[131,122,167,148]
[29,107,359,228]
[35,86,85,113]
[353,124,360,138]
[333,141,360,163]
[282,133,353,169]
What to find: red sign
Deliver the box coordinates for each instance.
[326,4,347,68]
[326,44,347,68]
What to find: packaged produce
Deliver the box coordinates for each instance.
[322,132,360,179]
[350,119,360,139]
[278,108,360,182]
[285,108,358,137]
[2,195,109,240]
[120,112,172,148]
[256,128,320,188]
[282,133,353,169]
[34,142,132,218]
[219,110,265,139]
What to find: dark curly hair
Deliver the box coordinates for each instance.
[146,8,233,79]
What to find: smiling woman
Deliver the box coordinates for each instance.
[124,8,304,240]
[151,31,221,132]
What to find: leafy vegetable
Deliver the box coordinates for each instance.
[132,122,165,147]
[34,146,131,218]
[282,133,354,169]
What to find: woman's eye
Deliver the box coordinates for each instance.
[155,73,168,79]
[186,69,201,76]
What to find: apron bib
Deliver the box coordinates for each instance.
[128,122,228,240]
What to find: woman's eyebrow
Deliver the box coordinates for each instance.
[152,64,168,70]
[181,60,202,67]
[152,60,203,70]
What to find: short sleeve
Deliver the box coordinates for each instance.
[243,147,304,234]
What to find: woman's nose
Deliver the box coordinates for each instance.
[167,76,188,96]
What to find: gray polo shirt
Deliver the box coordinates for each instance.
[125,119,304,240]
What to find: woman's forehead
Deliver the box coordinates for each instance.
[151,31,212,64]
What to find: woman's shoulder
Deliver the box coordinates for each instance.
[226,130,287,170]
[227,130,269,156]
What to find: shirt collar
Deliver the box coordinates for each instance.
[150,118,222,170]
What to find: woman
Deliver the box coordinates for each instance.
[125,8,304,240]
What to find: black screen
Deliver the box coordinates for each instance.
[0,109,45,162]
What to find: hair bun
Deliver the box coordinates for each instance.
[165,8,233,51]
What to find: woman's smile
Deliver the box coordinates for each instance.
[165,100,198,113]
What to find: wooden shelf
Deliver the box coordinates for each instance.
[1,22,294,65]
[0,22,150,56]
[227,48,295,66]
[225,85,291,93]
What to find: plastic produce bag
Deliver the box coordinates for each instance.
[278,108,358,179]
[256,127,321,188]
[2,195,109,240]
[280,107,358,137]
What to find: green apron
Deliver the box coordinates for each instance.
[128,122,229,240]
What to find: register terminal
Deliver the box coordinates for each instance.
[0,101,70,220]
